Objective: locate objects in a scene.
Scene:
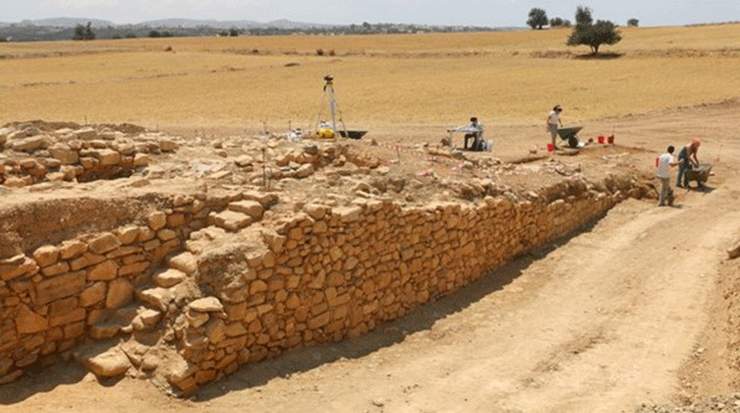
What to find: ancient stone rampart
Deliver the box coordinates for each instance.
[0,174,647,392]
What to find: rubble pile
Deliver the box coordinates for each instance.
[0,122,182,188]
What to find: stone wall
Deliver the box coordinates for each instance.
[0,173,648,392]
[163,177,632,393]
[0,196,207,384]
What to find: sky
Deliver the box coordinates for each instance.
[1,0,739,27]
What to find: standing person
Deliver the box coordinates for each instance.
[547,105,564,149]
[676,138,701,188]
[657,145,678,207]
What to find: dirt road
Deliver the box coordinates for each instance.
[2,104,740,412]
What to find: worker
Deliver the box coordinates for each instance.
[450,117,485,151]
[547,105,564,149]
[676,138,701,188]
[656,145,678,207]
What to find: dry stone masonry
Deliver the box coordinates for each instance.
[0,119,659,394]
[0,168,651,393]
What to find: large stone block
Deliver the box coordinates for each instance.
[87,260,119,281]
[106,279,134,309]
[15,304,48,334]
[228,200,264,220]
[33,245,60,268]
[88,233,122,255]
[0,255,38,281]
[49,144,79,165]
[35,271,86,305]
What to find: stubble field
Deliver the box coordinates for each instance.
[1,24,739,130]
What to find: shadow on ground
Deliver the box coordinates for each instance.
[0,360,123,405]
[573,52,624,60]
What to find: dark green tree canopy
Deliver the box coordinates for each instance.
[527,8,549,30]
[575,6,594,27]
[550,17,572,28]
[567,8,622,54]
[72,22,95,41]
[627,18,640,27]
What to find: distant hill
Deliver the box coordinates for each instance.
[19,17,115,28]
[137,18,330,30]
[0,17,497,42]
[137,19,258,29]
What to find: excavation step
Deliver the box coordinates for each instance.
[136,287,173,312]
[168,252,198,275]
[209,210,252,232]
[75,341,131,379]
[89,305,139,339]
[153,268,187,288]
[228,200,264,220]
[131,308,163,332]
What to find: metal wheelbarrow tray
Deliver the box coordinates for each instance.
[686,163,713,185]
[557,127,583,149]
[340,130,368,140]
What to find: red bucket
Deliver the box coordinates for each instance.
[597,135,605,144]
[547,143,555,153]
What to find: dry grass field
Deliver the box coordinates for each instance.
[1,24,740,130]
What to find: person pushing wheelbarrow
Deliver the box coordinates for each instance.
[676,138,703,189]
[546,105,564,150]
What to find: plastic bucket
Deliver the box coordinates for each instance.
[547,143,555,152]
[598,136,605,144]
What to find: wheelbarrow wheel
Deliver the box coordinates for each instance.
[568,136,579,149]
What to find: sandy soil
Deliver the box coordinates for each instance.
[2,103,740,412]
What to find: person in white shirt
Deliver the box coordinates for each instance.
[656,145,678,207]
[546,105,563,149]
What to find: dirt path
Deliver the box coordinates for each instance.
[3,180,738,413]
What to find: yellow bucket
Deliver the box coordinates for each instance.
[317,128,335,139]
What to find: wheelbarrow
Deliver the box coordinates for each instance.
[685,163,713,187]
[557,127,583,149]
[339,130,368,140]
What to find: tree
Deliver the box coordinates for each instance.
[229,28,239,37]
[73,24,85,40]
[567,7,622,54]
[149,30,161,38]
[568,20,622,54]
[574,6,593,27]
[627,18,640,27]
[550,17,566,27]
[527,8,549,30]
[84,22,95,40]
[73,22,95,41]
